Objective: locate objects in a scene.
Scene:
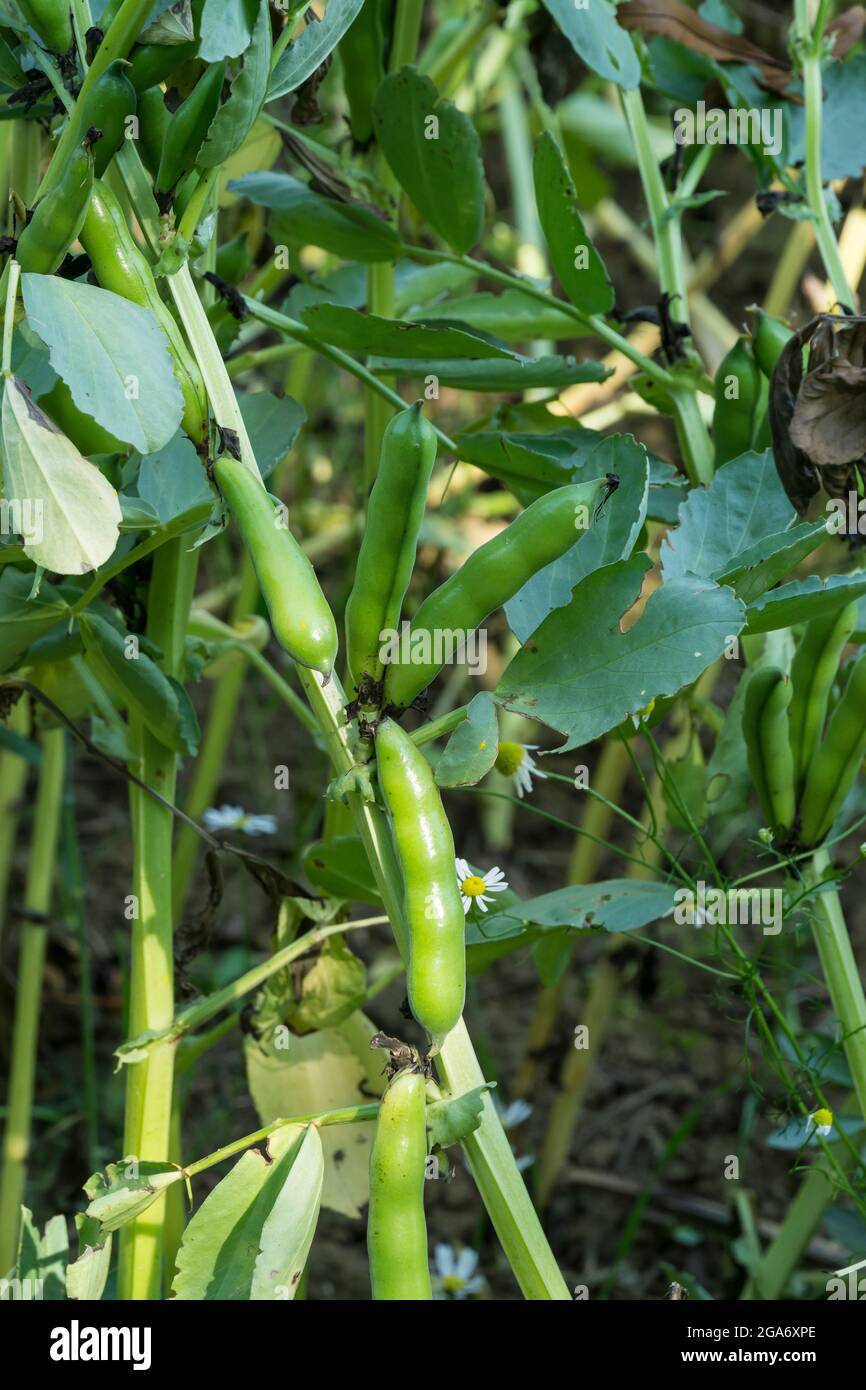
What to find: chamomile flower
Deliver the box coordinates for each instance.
[203,804,277,837]
[455,858,508,914]
[809,1107,834,1137]
[494,740,546,798]
[432,1244,486,1300]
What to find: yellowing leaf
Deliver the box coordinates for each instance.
[1,376,121,574]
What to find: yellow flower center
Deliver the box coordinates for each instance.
[495,741,525,777]
[461,875,487,898]
[813,1107,833,1128]
[442,1273,465,1293]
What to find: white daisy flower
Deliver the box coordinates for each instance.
[494,740,546,799]
[455,858,509,914]
[809,1107,834,1137]
[432,1243,486,1300]
[203,804,277,837]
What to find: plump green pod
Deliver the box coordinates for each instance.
[80,181,207,443]
[79,60,137,177]
[16,141,94,274]
[214,457,338,674]
[19,0,72,54]
[712,336,761,467]
[788,602,857,791]
[375,718,465,1049]
[742,666,795,838]
[367,1068,431,1301]
[155,60,226,195]
[383,476,608,710]
[799,650,866,846]
[345,402,437,696]
[137,86,171,179]
[753,311,795,379]
[128,40,198,93]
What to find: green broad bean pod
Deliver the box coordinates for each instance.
[712,336,761,467]
[375,718,465,1050]
[18,0,72,55]
[367,1067,431,1301]
[799,649,866,847]
[788,602,858,792]
[154,60,226,196]
[137,87,171,180]
[382,476,609,711]
[214,457,339,675]
[16,141,94,274]
[742,666,796,840]
[78,60,137,177]
[79,181,208,444]
[752,310,795,379]
[128,40,199,94]
[345,401,437,698]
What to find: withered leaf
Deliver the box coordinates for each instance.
[769,326,819,514]
[619,0,793,95]
[790,357,866,466]
[829,6,866,59]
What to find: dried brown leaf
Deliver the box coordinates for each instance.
[619,0,793,94]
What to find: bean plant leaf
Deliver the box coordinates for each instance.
[22,275,183,454]
[744,571,866,633]
[172,1123,324,1300]
[660,451,795,580]
[15,1208,68,1299]
[198,0,258,61]
[199,0,271,166]
[455,426,606,500]
[506,434,649,641]
[301,835,382,904]
[0,570,68,673]
[239,390,305,479]
[1,377,122,575]
[245,1012,385,1220]
[413,289,588,342]
[435,692,499,788]
[541,0,641,88]
[300,304,515,359]
[66,1212,111,1302]
[85,1160,182,1234]
[268,0,365,100]
[787,54,866,182]
[229,172,401,262]
[79,612,199,756]
[427,1085,490,1149]
[496,557,745,750]
[467,879,678,971]
[533,131,615,315]
[136,434,214,525]
[372,66,485,255]
[370,354,609,391]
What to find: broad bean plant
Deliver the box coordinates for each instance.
[1,0,866,1308]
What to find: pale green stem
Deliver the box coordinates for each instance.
[795,7,853,309]
[805,847,866,1127]
[0,696,29,948]
[619,83,714,485]
[0,727,65,1273]
[184,1103,381,1180]
[119,539,198,1301]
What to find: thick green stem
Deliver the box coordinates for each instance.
[805,847,866,1126]
[795,0,853,309]
[0,697,30,948]
[119,539,198,1301]
[619,84,714,485]
[172,559,259,918]
[0,727,65,1272]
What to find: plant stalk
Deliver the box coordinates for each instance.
[0,727,65,1273]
